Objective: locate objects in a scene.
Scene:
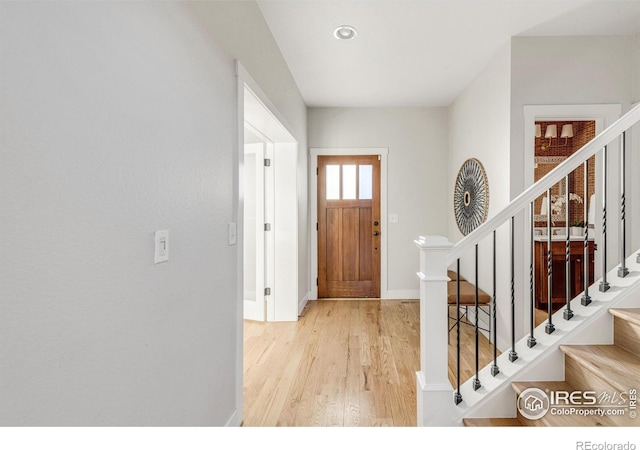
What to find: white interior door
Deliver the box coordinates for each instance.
[243,142,266,321]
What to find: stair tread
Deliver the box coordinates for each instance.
[559,345,640,392]
[463,417,525,427]
[609,308,640,327]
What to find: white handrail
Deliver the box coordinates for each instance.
[448,103,640,265]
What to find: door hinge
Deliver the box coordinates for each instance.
[264,223,271,231]
[378,155,381,161]
[264,287,271,296]
[316,222,318,231]
[316,278,318,286]
[264,158,271,167]
[316,167,318,175]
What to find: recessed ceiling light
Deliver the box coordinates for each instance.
[334,25,357,40]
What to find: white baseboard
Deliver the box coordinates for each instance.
[382,289,420,300]
[225,408,241,427]
[298,291,311,316]
[301,290,419,301]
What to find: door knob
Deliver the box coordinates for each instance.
[373,231,379,236]
[373,221,379,226]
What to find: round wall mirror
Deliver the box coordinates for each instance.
[454,158,489,236]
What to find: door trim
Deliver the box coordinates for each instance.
[310,148,389,300]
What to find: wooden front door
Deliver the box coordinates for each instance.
[318,155,381,298]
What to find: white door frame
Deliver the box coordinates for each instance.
[309,147,389,300]
[237,62,299,323]
[522,104,621,316]
[234,60,300,425]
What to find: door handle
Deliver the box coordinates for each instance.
[373,231,380,236]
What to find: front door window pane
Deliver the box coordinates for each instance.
[326,165,340,200]
[342,165,356,199]
[359,165,372,199]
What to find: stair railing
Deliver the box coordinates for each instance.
[415,103,640,426]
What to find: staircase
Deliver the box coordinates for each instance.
[464,308,640,426]
[414,103,640,427]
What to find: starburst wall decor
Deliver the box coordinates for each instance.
[454,158,489,236]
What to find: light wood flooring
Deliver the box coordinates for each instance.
[243,299,495,427]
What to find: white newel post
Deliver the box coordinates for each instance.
[415,235,455,426]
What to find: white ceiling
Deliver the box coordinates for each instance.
[257,0,640,107]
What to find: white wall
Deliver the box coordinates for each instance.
[509,36,634,344]
[307,108,449,296]
[448,43,513,349]
[0,1,238,425]
[510,36,633,198]
[189,1,310,306]
[448,43,512,240]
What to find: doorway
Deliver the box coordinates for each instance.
[532,120,596,314]
[523,104,622,322]
[236,63,301,429]
[309,148,388,300]
[240,79,299,322]
[317,155,381,298]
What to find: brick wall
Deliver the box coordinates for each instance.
[534,120,596,227]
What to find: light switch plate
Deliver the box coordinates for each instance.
[154,230,169,264]
[389,214,399,223]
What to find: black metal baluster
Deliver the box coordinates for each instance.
[509,216,518,362]
[546,190,555,334]
[564,174,574,321]
[454,258,462,405]
[528,202,537,348]
[600,145,610,292]
[491,230,500,375]
[618,131,629,278]
[582,159,592,306]
[473,244,481,391]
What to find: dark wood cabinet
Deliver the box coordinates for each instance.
[534,239,595,310]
